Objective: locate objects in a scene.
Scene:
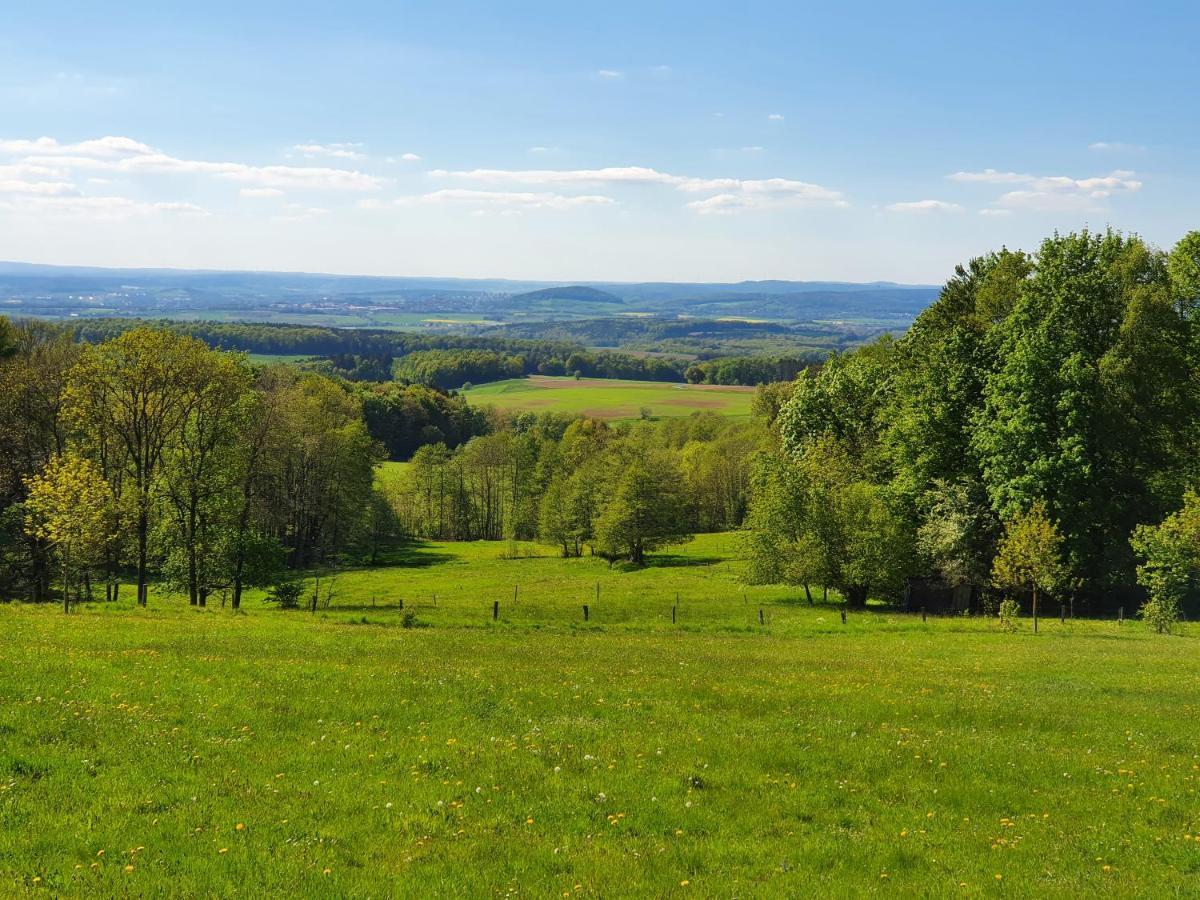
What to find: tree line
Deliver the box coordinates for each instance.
[0,324,388,609]
[68,319,811,388]
[745,229,1200,627]
[389,413,759,559]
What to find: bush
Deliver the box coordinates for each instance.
[267,579,303,610]
[998,597,1021,631]
[1141,596,1181,634]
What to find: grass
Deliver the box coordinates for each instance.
[1,534,1199,896]
[461,376,755,420]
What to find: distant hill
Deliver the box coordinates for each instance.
[508,285,624,305]
[0,260,940,327]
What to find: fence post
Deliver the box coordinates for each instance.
[921,607,927,623]
[398,598,403,610]
[758,608,764,626]
[672,605,676,624]
[1061,604,1066,625]
[583,604,589,622]
[1118,606,1124,625]
[841,607,847,625]
[493,600,499,621]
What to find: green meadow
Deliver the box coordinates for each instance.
[460,376,755,420]
[2,533,1199,897]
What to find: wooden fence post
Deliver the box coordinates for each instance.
[758,608,764,625]
[583,604,589,622]
[672,605,676,624]
[1118,606,1124,625]
[841,607,847,625]
[1060,604,1066,625]
[921,607,926,623]
[493,600,499,621]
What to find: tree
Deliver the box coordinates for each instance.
[974,231,1197,598]
[1130,492,1200,634]
[991,501,1066,632]
[916,479,999,590]
[64,329,212,606]
[593,432,693,565]
[159,350,255,606]
[24,453,112,612]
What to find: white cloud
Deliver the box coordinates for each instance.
[767,113,785,121]
[979,208,1012,217]
[293,142,365,160]
[946,167,1142,213]
[1089,141,1146,152]
[400,152,421,161]
[0,193,207,218]
[885,199,964,213]
[2,134,387,192]
[431,165,845,213]
[596,69,623,80]
[396,188,615,210]
[0,136,154,157]
[240,187,285,198]
[0,163,77,195]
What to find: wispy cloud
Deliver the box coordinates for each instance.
[396,188,615,211]
[947,167,1142,212]
[240,187,285,198]
[1089,141,1146,152]
[1,134,388,192]
[885,199,964,213]
[292,142,365,160]
[430,165,845,214]
[767,113,785,121]
[0,193,208,218]
[596,69,624,80]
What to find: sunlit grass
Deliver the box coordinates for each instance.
[1,534,1198,896]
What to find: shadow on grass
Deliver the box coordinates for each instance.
[639,554,724,570]
[361,539,456,570]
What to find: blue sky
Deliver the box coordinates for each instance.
[1,0,1196,283]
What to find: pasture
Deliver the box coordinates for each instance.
[1,534,1199,896]
[460,376,755,420]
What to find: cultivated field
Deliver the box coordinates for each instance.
[460,376,755,420]
[1,534,1198,896]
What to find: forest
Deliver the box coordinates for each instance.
[4,229,1200,630]
[68,318,817,388]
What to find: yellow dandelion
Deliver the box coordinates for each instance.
[235,823,246,831]
[323,867,332,876]
[526,817,534,824]
[218,848,228,854]
[680,880,689,886]
[124,865,135,873]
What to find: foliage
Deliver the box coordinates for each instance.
[1130,491,1200,633]
[997,597,1021,631]
[992,501,1066,604]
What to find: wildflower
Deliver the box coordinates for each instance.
[235,823,246,831]
[680,880,689,886]
[323,867,332,875]
[124,865,135,873]
[218,848,228,854]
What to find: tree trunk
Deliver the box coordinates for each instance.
[803,583,813,605]
[136,507,149,607]
[1032,586,1038,634]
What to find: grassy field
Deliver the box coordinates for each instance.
[2,534,1199,897]
[461,376,755,420]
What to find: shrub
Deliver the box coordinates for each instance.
[267,579,303,610]
[998,597,1021,631]
[1141,596,1181,635]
